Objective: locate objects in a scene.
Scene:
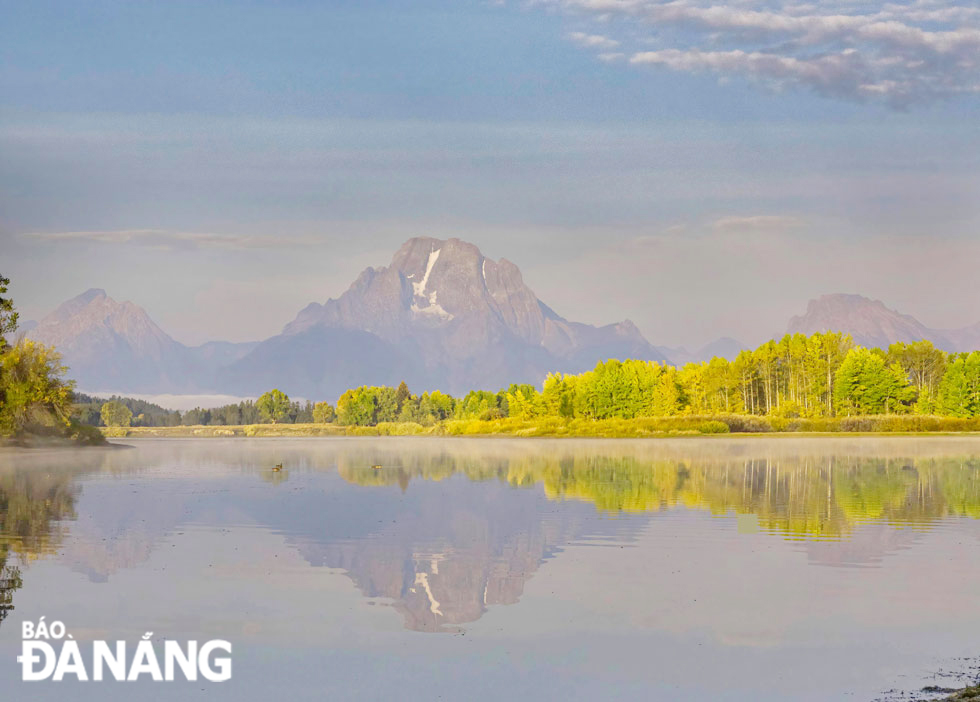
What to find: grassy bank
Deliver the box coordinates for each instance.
[2,422,107,447]
[101,414,980,439]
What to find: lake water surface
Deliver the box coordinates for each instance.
[2,437,980,701]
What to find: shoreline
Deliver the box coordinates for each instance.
[97,422,980,440]
[928,686,980,701]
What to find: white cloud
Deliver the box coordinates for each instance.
[540,0,980,105]
[22,229,316,251]
[567,31,621,48]
[711,214,803,231]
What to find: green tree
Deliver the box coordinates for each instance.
[651,367,681,416]
[394,381,411,412]
[256,389,291,423]
[0,274,18,349]
[336,387,376,425]
[542,374,575,418]
[937,352,980,417]
[218,403,242,425]
[457,389,500,419]
[888,340,947,413]
[420,390,454,422]
[506,387,544,420]
[100,400,133,427]
[312,401,335,423]
[398,394,422,423]
[0,340,74,437]
[181,407,209,426]
[375,386,399,423]
[834,348,913,416]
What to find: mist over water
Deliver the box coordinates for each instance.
[1,437,979,700]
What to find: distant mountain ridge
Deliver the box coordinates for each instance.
[655,337,747,365]
[27,289,255,393]
[786,293,980,351]
[27,237,669,399]
[221,237,667,397]
[34,248,976,402]
[28,288,190,392]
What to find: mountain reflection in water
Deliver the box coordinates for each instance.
[0,438,979,634]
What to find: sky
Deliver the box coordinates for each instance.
[1,0,978,349]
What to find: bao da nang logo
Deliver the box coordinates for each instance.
[17,618,232,682]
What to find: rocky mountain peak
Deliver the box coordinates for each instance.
[802,294,897,318]
[26,289,191,391]
[31,289,177,355]
[263,236,666,395]
[78,287,108,302]
[787,293,936,350]
[283,236,547,341]
[49,287,108,319]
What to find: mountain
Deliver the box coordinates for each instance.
[29,237,667,399]
[943,322,980,353]
[223,237,667,398]
[27,289,194,392]
[656,336,747,365]
[189,340,259,367]
[27,289,255,393]
[785,294,980,352]
[700,337,749,361]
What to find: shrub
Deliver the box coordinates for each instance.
[69,421,107,445]
[840,417,874,432]
[698,420,730,434]
[375,421,428,436]
[719,415,773,433]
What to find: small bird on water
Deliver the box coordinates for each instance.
[273,463,283,472]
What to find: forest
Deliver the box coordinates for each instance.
[317,332,980,433]
[85,331,980,434]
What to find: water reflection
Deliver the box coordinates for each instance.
[0,454,93,628]
[0,438,979,634]
[339,453,980,537]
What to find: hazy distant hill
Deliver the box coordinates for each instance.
[190,340,259,367]
[223,237,668,398]
[28,289,193,392]
[786,293,980,351]
[655,336,747,365]
[27,289,255,393]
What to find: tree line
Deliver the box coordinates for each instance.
[76,334,980,429]
[80,391,325,428]
[311,333,980,426]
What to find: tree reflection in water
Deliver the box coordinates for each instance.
[0,453,94,630]
[338,452,980,538]
[2,440,980,634]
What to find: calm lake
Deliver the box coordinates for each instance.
[1,437,980,700]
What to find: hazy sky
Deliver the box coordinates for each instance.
[2,0,978,349]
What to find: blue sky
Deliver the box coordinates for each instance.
[2,0,978,348]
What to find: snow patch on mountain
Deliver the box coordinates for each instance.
[410,247,453,320]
